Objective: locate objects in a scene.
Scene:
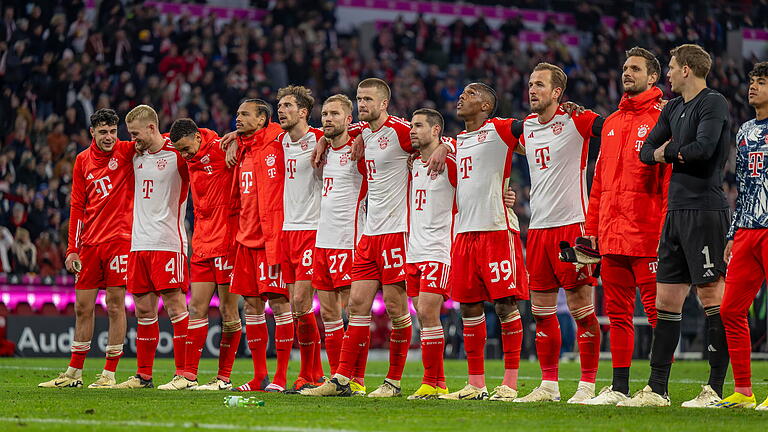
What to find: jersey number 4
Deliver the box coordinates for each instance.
[109,255,128,273]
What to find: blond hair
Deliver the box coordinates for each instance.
[323,94,353,115]
[125,104,159,126]
[358,78,391,100]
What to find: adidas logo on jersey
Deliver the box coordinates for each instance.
[169,278,177,284]
[398,270,405,277]
[607,129,615,136]
[528,132,534,138]
[681,112,686,118]
[428,282,437,288]
[536,331,548,338]
[86,173,94,180]
[579,331,595,338]
[708,344,717,352]
[269,281,278,287]
[703,269,715,278]
[342,274,351,280]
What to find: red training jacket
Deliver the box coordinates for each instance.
[585,86,671,257]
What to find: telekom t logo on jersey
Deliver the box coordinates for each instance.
[287,159,297,179]
[749,152,764,177]
[142,179,154,199]
[93,176,113,198]
[535,146,551,170]
[460,157,472,179]
[414,189,427,210]
[322,177,334,196]
[366,160,376,180]
[241,171,253,194]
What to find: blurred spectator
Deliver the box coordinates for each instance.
[10,227,36,275]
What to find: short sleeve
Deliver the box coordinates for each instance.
[490,117,519,148]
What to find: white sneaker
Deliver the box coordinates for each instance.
[157,375,197,390]
[513,383,560,403]
[489,385,518,401]
[681,385,721,408]
[367,379,402,398]
[616,385,670,407]
[567,381,595,404]
[194,377,232,391]
[580,386,629,405]
[264,383,285,393]
[438,384,489,400]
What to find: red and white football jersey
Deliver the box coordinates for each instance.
[360,116,414,236]
[455,118,519,233]
[67,140,135,255]
[316,138,367,250]
[406,154,457,265]
[131,139,190,253]
[282,128,324,231]
[521,108,598,229]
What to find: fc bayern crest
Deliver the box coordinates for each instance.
[637,124,649,138]
[108,157,118,170]
[300,140,309,151]
[378,136,389,149]
[340,153,349,166]
[265,154,276,166]
[551,121,564,136]
[156,158,168,170]
[430,171,438,180]
[200,154,211,164]
[477,130,488,143]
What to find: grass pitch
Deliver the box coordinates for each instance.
[1,357,766,431]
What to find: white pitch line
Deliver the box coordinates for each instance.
[0,417,369,432]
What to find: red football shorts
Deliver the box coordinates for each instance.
[75,240,130,290]
[280,230,316,284]
[229,244,287,300]
[450,230,528,303]
[127,250,188,294]
[190,254,234,285]
[527,223,596,291]
[312,247,353,292]
[352,232,408,285]
[405,261,450,299]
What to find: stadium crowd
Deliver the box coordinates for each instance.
[0,0,766,277]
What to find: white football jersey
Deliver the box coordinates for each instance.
[316,139,367,249]
[522,108,598,229]
[455,118,519,233]
[282,128,323,231]
[131,139,189,253]
[361,116,413,236]
[407,155,456,265]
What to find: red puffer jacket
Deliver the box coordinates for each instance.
[585,86,671,257]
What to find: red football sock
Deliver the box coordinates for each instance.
[572,305,600,383]
[68,340,90,370]
[182,317,208,381]
[323,319,344,376]
[532,305,560,382]
[136,317,159,379]
[463,314,486,388]
[420,326,444,387]
[312,320,325,381]
[170,311,189,376]
[296,312,321,380]
[103,344,123,373]
[273,312,294,389]
[336,315,370,379]
[217,320,242,381]
[245,314,269,382]
[352,331,370,383]
[386,314,412,381]
[500,311,522,389]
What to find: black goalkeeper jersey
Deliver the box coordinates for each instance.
[639,87,730,211]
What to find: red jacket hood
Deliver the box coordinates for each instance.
[617,86,663,114]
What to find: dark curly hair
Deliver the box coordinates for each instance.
[90,109,119,128]
[749,62,768,79]
[169,118,199,143]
